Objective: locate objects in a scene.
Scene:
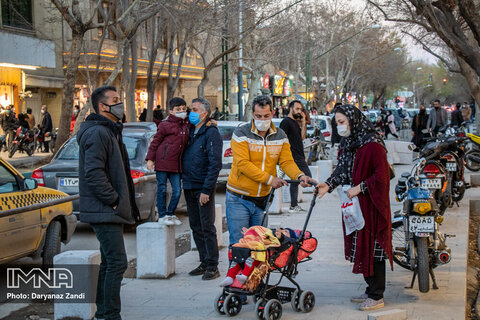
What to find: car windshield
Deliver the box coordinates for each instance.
[217,126,238,141]
[56,136,141,160]
[313,119,327,130]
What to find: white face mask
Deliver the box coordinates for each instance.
[337,124,351,137]
[175,112,187,119]
[254,119,271,132]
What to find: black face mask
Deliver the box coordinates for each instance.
[293,113,302,119]
[420,109,426,114]
[434,105,440,109]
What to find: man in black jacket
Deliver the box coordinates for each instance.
[182,97,223,280]
[77,85,140,320]
[0,105,17,151]
[40,105,53,152]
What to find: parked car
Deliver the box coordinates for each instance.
[217,121,247,182]
[32,126,158,221]
[0,157,76,266]
[310,115,332,141]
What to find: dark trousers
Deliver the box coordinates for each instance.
[185,189,219,269]
[289,160,312,207]
[90,223,128,320]
[363,260,386,300]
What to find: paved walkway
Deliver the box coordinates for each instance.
[0,150,50,170]
[119,166,473,320]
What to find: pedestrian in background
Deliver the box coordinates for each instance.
[77,85,140,320]
[385,111,398,139]
[427,99,448,136]
[40,105,53,152]
[182,98,223,280]
[411,104,428,151]
[330,102,342,147]
[470,100,476,121]
[0,105,17,151]
[280,100,312,213]
[146,97,190,226]
[451,103,464,127]
[461,101,472,123]
[153,105,163,126]
[25,108,35,129]
[70,105,80,133]
[211,107,221,120]
[316,104,392,311]
[139,108,147,122]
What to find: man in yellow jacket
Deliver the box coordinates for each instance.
[226,95,312,246]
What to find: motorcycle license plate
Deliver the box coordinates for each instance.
[59,177,79,187]
[421,178,442,189]
[408,216,435,233]
[446,162,457,171]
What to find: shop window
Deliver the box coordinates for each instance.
[1,0,33,30]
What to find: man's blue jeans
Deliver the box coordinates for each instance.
[156,171,181,218]
[225,191,267,245]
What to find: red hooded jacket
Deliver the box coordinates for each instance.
[145,114,190,173]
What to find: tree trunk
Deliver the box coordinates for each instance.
[56,31,83,152]
[197,77,207,98]
[458,56,480,133]
[126,35,138,123]
[121,40,130,120]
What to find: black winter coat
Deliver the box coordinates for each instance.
[182,121,222,194]
[40,112,53,133]
[77,113,140,224]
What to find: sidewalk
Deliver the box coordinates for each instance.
[119,168,471,320]
[0,150,51,170]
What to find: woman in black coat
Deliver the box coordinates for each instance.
[411,105,429,150]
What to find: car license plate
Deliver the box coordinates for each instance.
[59,177,79,187]
[408,216,435,233]
[421,178,442,189]
[446,162,457,171]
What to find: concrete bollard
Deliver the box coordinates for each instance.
[367,309,407,320]
[54,250,101,320]
[268,188,283,214]
[137,223,175,279]
[316,160,333,183]
[471,174,480,187]
[304,165,319,193]
[191,204,224,250]
[282,185,291,204]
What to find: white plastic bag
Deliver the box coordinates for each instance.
[337,185,365,235]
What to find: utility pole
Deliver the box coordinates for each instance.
[305,27,311,110]
[237,0,243,121]
[222,27,230,119]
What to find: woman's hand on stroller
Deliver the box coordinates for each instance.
[299,175,316,188]
[315,182,330,199]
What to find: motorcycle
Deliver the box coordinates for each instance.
[0,134,6,152]
[418,132,468,214]
[393,158,454,293]
[465,132,480,172]
[8,127,35,158]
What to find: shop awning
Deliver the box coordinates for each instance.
[0,67,21,87]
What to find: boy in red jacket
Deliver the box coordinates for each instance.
[146,97,190,225]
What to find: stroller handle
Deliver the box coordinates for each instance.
[284,179,319,187]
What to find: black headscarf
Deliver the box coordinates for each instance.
[326,105,384,188]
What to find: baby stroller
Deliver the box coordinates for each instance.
[214,180,319,320]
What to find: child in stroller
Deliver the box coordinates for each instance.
[219,227,298,288]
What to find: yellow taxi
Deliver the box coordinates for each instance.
[0,157,76,266]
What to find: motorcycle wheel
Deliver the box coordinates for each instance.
[392,220,413,270]
[466,151,480,172]
[452,183,466,202]
[8,144,17,158]
[416,237,430,293]
[26,144,34,156]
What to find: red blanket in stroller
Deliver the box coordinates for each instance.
[271,230,317,269]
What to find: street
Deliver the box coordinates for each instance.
[0,163,475,319]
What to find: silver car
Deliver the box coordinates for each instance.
[32,127,158,221]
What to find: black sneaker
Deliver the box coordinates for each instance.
[202,268,220,280]
[189,265,206,276]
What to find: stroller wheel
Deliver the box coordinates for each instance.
[255,298,267,320]
[264,299,282,320]
[224,293,242,317]
[214,292,226,315]
[299,290,315,313]
[291,289,302,312]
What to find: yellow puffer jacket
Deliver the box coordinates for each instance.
[227,121,303,198]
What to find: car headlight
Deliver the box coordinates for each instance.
[413,202,431,214]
